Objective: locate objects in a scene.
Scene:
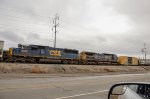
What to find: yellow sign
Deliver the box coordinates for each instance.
[49,50,61,56]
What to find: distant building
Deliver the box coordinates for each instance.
[0,41,4,61]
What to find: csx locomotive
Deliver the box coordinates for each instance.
[2,44,139,65]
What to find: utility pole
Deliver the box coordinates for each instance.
[141,43,147,65]
[52,14,59,48]
[144,43,147,64]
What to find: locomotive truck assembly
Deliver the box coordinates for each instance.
[1,43,140,65]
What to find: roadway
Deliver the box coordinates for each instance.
[0,73,150,99]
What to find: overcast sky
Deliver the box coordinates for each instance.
[0,0,150,57]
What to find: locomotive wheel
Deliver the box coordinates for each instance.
[35,59,39,63]
[13,58,18,63]
[63,60,68,64]
[86,61,89,65]
[74,61,79,65]
[71,61,78,65]
[30,59,35,63]
[21,60,25,63]
[70,60,73,64]
[83,61,86,65]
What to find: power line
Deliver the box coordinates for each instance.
[0,12,90,35]
[0,24,49,33]
[0,7,91,34]
[0,7,51,19]
[0,22,79,36]
[0,7,89,33]
[0,13,88,34]
[52,14,59,48]
[0,6,96,40]
[0,23,49,31]
[60,18,93,34]
[0,13,51,25]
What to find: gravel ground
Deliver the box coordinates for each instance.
[0,63,150,74]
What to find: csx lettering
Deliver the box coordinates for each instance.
[50,50,61,56]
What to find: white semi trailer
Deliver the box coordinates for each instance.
[0,41,4,61]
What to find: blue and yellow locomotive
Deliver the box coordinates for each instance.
[6,44,79,64]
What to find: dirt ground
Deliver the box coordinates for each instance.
[0,63,150,74]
